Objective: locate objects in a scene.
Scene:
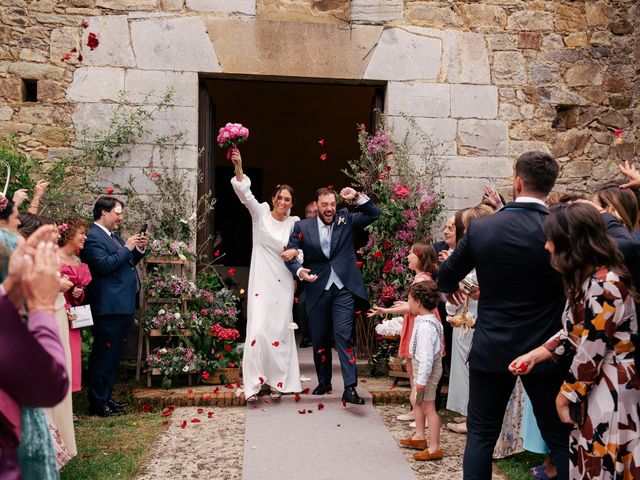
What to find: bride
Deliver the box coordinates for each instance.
[230,148,302,401]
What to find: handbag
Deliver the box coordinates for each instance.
[568,397,588,427]
[447,296,476,328]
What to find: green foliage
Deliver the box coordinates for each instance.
[342,118,444,369]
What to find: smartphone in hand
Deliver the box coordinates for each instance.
[139,223,148,236]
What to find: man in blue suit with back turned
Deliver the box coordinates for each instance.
[286,186,381,405]
[81,196,147,417]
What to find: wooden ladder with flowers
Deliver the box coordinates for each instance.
[135,256,193,387]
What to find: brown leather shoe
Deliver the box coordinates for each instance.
[399,437,427,450]
[414,448,444,461]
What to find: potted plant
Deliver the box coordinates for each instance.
[146,346,203,389]
[195,323,242,385]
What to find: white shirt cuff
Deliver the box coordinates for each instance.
[355,194,370,206]
[296,267,303,280]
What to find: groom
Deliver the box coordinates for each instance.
[286,186,381,404]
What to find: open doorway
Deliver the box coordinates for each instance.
[198,78,384,268]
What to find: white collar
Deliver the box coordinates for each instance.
[95,222,112,236]
[515,196,546,206]
[317,216,332,229]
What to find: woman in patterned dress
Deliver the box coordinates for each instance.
[510,203,640,480]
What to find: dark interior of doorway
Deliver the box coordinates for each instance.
[200,78,383,267]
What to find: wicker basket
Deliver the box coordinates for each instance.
[379,334,401,341]
[204,368,241,385]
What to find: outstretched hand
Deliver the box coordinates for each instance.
[619,161,640,190]
[340,187,360,202]
[299,268,318,283]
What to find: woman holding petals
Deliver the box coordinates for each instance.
[230,148,302,401]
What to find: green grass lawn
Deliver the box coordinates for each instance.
[60,374,167,480]
[496,451,547,480]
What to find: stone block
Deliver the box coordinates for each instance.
[160,0,183,10]
[187,0,255,15]
[528,61,560,85]
[0,122,33,135]
[124,70,197,107]
[18,48,48,63]
[459,4,506,29]
[506,11,554,31]
[458,120,508,156]
[205,18,382,79]
[551,129,589,157]
[0,107,13,121]
[7,62,65,80]
[16,106,54,124]
[405,2,462,28]
[32,125,68,146]
[509,140,550,158]
[565,62,602,87]
[0,78,23,102]
[439,155,513,178]
[562,160,592,177]
[37,80,66,102]
[598,111,630,129]
[72,102,120,134]
[499,104,520,119]
[138,106,199,146]
[487,34,516,51]
[586,2,609,27]
[388,115,457,156]
[96,0,157,10]
[491,51,526,85]
[590,30,611,46]
[81,16,136,68]
[542,33,564,49]
[256,0,348,24]
[364,27,440,81]
[610,20,633,35]
[437,177,489,208]
[537,87,587,106]
[518,32,541,49]
[450,84,497,119]
[131,17,220,72]
[66,67,125,102]
[556,4,586,32]
[564,32,588,47]
[386,82,450,117]
[351,0,403,24]
[440,30,491,84]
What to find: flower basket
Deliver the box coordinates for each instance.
[204,367,241,385]
[388,356,406,372]
[379,334,400,341]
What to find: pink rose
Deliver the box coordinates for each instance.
[394,185,411,199]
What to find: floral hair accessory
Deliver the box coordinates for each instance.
[0,194,7,213]
[58,223,69,233]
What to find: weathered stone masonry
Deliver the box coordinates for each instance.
[0,0,638,214]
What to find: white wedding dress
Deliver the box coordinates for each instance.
[231,175,302,398]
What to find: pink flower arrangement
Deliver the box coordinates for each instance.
[366,131,392,156]
[209,323,240,341]
[217,122,249,159]
[394,185,411,199]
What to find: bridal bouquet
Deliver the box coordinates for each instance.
[217,122,249,159]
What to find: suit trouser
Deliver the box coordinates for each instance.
[88,314,134,406]
[463,369,571,480]
[307,284,357,387]
[295,290,311,340]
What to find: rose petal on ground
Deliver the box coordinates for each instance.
[294,393,300,402]
[162,420,169,426]
[277,382,283,388]
[307,410,313,413]
[167,405,176,411]
[263,399,271,404]
[302,388,310,395]
[187,388,193,393]
[208,411,214,418]
[298,409,306,414]
[181,420,187,429]
[161,410,172,417]
[197,408,203,414]
[318,403,325,410]
[191,418,201,423]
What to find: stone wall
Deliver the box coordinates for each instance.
[0,0,637,214]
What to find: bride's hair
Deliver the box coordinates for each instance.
[271,184,295,204]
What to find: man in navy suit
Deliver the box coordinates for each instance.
[287,187,381,404]
[438,152,572,480]
[80,196,147,417]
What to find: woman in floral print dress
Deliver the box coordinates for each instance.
[510,203,640,480]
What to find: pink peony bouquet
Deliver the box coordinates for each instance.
[217,122,249,159]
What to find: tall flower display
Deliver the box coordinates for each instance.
[343,120,444,373]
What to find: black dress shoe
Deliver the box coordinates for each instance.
[89,404,125,417]
[107,398,129,409]
[312,383,333,395]
[342,386,365,405]
[299,338,312,348]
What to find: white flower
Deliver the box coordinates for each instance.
[158,309,166,315]
[174,313,181,320]
[182,366,189,372]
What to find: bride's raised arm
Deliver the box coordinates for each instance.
[230,148,267,220]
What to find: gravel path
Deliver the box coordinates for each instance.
[135,406,245,480]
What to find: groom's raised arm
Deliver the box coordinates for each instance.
[350,195,382,229]
[285,221,304,277]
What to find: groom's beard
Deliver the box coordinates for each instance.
[319,212,334,225]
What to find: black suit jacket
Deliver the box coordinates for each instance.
[286,200,381,310]
[437,202,566,373]
[601,212,640,292]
